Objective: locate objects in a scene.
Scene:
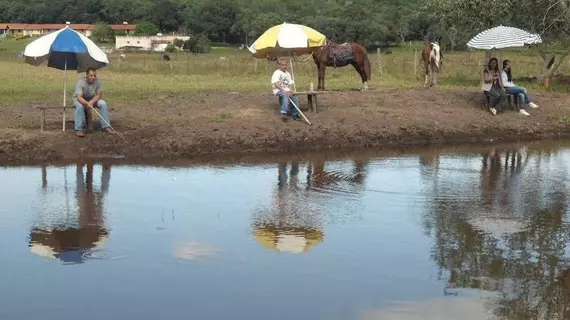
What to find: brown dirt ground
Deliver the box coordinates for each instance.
[1,87,570,164]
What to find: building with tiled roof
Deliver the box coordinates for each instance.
[0,23,136,37]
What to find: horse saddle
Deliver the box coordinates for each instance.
[328,44,354,66]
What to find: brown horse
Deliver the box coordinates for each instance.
[312,40,371,91]
[421,41,443,87]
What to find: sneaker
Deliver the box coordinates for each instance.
[529,102,539,108]
[101,127,113,133]
[292,114,301,121]
[75,130,85,137]
[489,107,497,115]
[520,109,530,116]
[280,113,288,122]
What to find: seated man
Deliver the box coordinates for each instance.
[73,67,112,137]
[271,59,301,121]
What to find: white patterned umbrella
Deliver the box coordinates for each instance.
[467,25,542,50]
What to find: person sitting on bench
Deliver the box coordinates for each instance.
[501,59,539,116]
[483,57,508,116]
[73,67,112,137]
[271,59,301,121]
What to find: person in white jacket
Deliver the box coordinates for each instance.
[271,59,301,121]
[501,59,539,116]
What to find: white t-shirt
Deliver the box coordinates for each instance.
[501,70,515,87]
[271,69,294,95]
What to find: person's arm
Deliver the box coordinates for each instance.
[498,71,505,90]
[89,80,103,105]
[74,80,89,105]
[483,69,493,83]
[500,71,511,89]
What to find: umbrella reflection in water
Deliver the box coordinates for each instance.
[252,161,325,254]
[28,163,110,264]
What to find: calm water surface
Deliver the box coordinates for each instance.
[2,142,570,319]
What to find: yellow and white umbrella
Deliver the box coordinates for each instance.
[248,22,325,125]
[248,22,326,59]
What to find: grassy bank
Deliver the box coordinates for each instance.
[0,39,568,104]
[1,39,570,164]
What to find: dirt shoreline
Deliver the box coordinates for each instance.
[1,88,570,165]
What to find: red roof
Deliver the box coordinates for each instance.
[0,23,136,31]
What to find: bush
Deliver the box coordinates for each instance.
[172,38,184,49]
[183,35,212,54]
[165,43,176,53]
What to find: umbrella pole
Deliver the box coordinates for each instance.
[63,59,67,131]
[289,53,297,92]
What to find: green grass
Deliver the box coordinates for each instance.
[0,38,568,104]
[207,112,232,123]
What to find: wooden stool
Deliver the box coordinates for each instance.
[35,105,93,132]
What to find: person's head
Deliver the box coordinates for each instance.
[278,59,288,71]
[488,58,498,71]
[86,67,96,84]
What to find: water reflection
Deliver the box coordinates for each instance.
[5,141,570,319]
[252,160,368,254]
[28,162,110,264]
[421,145,570,319]
[253,161,325,254]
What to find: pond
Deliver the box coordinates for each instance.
[1,141,570,320]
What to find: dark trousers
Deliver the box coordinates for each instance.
[486,84,508,110]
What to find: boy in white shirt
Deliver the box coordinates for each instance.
[271,59,301,121]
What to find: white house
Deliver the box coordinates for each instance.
[115,35,190,51]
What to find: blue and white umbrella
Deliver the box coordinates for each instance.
[23,23,109,131]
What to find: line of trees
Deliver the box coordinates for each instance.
[0,0,435,48]
[2,0,569,73]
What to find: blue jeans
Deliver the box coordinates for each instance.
[74,98,110,131]
[277,92,300,116]
[505,86,531,109]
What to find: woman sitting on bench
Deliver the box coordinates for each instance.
[501,59,539,116]
[483,57,508,115]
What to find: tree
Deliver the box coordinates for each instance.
[172,38,184,48]
[427,0,570,78]
[152,0,180,32]
[91,22,113,43]
[134,21,159,36]
[182,34,211,53]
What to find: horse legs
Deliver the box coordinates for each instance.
[431,66,437,87]
[317,65,326,90]
[424,63,430,87]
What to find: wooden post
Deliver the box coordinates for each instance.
[413,49,418,78]
[377,48,382,75]
[41,165,47,189]
[40,108,45,132]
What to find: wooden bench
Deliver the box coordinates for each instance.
[483,91,520,111]
[275,90,328,113]
[34,105,93,132]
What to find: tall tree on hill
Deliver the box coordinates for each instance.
[152,0,181,32]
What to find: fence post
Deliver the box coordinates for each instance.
[413,48,418,78]
[377,47,382,75]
